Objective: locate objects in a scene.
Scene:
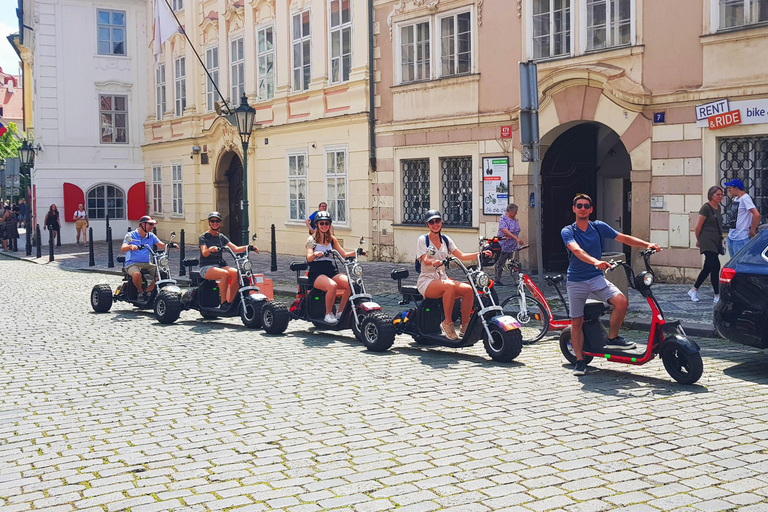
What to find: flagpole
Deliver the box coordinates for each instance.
[160,0,233,114]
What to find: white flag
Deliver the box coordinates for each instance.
[153,0,179,62]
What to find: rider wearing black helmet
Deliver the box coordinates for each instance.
[199,211,257,308]
[416,209,492,340]
[306,210,355,324]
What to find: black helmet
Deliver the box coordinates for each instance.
[424,209,442,223]
[315,211,332,224]
[208,211,222,221]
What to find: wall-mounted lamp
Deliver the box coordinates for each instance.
[192,145,201,154]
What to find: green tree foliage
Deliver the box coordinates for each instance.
[0,122,23,160]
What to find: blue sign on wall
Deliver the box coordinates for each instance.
[653,112,666,124]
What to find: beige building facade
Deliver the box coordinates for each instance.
[143,0,373,255]
[371,0,768,280]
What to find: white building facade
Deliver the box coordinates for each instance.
[25,0,148,240]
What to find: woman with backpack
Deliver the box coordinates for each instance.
[416,210,493,340]
[688,185,725,304]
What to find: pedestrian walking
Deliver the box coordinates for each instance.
[17,199,27,228]
[689,186,724,304]
[724,179,760,257]
[43,204,61,244]
[494,203,523,285]
[1,205,19,252]
[73,204,88,245]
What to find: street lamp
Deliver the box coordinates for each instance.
[18,140,37,256]
[18,140,36,167]
[0,159,5,201]
[232,93,256,245]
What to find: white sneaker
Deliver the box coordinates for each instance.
[713,295,720,304]
[687,289,700,302]
[335,310,344,320]
[324,313,338,324]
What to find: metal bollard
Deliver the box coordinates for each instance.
[56,228,61,247]
[35,225,41,258]
[107,226,114,268]
[179,229,186,276]
[25,221,32,256]
[48,228,55,262]
[270,224,277,272]
[88,228,95,266]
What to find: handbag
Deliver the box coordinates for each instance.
[709,204,726,255]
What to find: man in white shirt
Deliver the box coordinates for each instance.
[724,179,760,257]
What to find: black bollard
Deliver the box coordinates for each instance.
[107,226,114,268]
[105,214,110,236]
[56,228,61,247]
[270,224,277,272]
[179,229,186,276]
[25,222,32,256]
[35,225,41,258]
[49,228,55,262]
[88,228,95,266]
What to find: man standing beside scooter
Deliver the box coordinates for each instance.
[561,194,660,376]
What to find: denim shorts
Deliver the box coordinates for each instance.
[567,275,622,318]
[199,265,219,279]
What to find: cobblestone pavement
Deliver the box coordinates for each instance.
[2,256,768,512]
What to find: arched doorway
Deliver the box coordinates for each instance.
[541,122,632,271]
[214,151,243,241]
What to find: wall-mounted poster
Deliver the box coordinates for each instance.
[482,156,510,215]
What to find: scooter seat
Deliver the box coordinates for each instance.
[291,261,308,272]
[297,275,311,286]
[117,255,126,264]
[189,270,201,280]
[546,274,564,285]
[400,285,423,301]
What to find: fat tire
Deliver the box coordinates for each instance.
[91,284,113,313]
[559,328,594,365]
[154,290,182,324]
[501,295,550,344]
[662,346,703,385]
[360,312,396,352]
[483,324,523,362]
[261,301,290,334]
[240,297,264,329]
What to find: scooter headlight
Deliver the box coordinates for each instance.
[351,264,363,278]
[643,272,654,287]
[158,255,169,268]
[475,272,490,289]
[241,260,253,273]
[635,271,653,289]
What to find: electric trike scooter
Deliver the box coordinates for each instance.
[91,232,180,313]
[154,235,289,333]
[288,236,395,352]
[559,249,703,384]
[391,246,524,362]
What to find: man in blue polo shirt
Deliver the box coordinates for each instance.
[121,215,168,298]
[561,194,660,377]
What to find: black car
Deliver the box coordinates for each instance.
[714,227,768,349]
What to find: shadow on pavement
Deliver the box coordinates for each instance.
[394,343,526,370]
[722,359,768,385]
[574,365,709,396]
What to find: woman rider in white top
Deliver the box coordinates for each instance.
[416,210,492,340]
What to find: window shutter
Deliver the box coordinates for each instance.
[62,183,85,223]
[127,182,147,220]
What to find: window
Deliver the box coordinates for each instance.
[400,21,431,83]
[97,9,126,56]
[292,10,311,91]
[257,27,275,101]
[172,163,183,215]
[230,37,245,103]
[155,64,166,120]
[100,95,128,144]
[532,0,571,59]
[87,184,125,219]
[402,159,430,224]
[719,0,768,29]
[439,11,471,77]
[172,0,183,11]
[441,157,472,226]
[174,57,186,117]
[329,0,352,83]
[288,153,308,221]
[205,46,219,112]
[719,137,768,227]
[152,165,163,215]
[325,148,348,224]
[586,0,630,50]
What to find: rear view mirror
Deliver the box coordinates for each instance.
[426,247,437,256]
[307,240,317,249]
[252,234,258,241]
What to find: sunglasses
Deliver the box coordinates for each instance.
[428,218,442,225]
[575,203,592,209]
[209,220,221,224]
[317,221,331,226]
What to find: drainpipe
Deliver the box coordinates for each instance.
[368,0,377,171]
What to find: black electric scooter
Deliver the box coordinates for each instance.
[289,236,396,352]
[391,246,524,362]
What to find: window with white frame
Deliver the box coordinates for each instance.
[257,26,275,100]
[439,11,471,77]
[155,64,166,120]
[230,37,245,103]
[325,148,348,224]
[287,153,308,221]
[97,9,126,56]
[718,0,768,29]
[172,0,183,11]
[205,46,219,112]
[152,165,163,215]
[87,184,125,219]
[400,21,431,83]
[532,0,571,60]
[174,57,186,117]
[292,10,311,91]
[586,0,631,50]
[100,95,128,144]
[172,163,183,215]
[329,0,352,83]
